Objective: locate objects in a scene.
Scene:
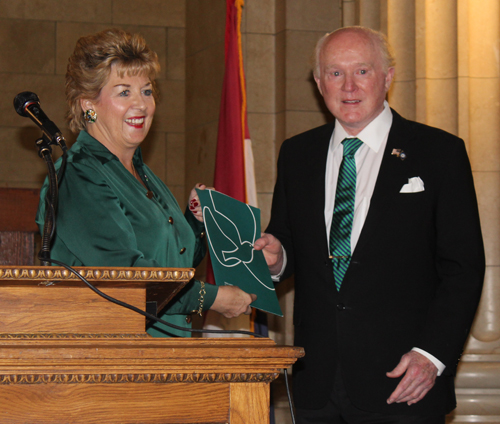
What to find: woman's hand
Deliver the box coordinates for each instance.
[188,183,213,222]
[210,285,257,318]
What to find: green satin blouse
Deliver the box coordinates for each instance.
[36,130,217,337]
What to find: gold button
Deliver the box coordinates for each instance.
[180,247,186,254]
[200,231,205,238]
[169,217,174,224]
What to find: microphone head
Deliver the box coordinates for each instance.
[14,91,40,117]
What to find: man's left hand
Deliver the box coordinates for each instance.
[386,351,438,406]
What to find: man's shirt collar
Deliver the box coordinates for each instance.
[332,101,393,153]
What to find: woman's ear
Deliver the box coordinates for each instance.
[80,98,95,113]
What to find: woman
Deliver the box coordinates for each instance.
[36,28,255,337]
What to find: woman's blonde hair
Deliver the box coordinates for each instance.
[66,28,160,133]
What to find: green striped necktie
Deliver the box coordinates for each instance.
[329,137,364,291]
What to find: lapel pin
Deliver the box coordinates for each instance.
[391,149,406,161]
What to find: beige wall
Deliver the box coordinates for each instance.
[0,0,187,202]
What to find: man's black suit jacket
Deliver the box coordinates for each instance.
[266,110,485,415]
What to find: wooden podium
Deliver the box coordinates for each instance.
[0,265,303,424]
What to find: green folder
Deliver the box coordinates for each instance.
[196,189,283,316]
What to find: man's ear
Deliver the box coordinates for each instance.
[314,75,323,96]
[385,67,395,92]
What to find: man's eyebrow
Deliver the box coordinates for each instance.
[324,62,372,69]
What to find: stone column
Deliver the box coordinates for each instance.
[451,1,500,421]
[387,0,416,120]
[417,0,458,134]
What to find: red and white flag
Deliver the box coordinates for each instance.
[203,0,258,335]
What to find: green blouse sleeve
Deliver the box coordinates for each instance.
[184,205,207,268]
[162,279,218,314]
[161,210,217,314]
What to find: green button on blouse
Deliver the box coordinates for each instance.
[36,131,217,337]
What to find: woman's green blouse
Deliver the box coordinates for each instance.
[36,131,217,337]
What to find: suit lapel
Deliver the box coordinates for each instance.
[352,110,416,258]
[308,122,335,257]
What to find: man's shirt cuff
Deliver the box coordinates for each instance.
[271,246,287,282]
[412,347,446,376]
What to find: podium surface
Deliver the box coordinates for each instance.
[0,266,303,423]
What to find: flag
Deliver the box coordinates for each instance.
[213,0,256,206]
[203,0,264,336]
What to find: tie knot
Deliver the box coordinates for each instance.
[342,138,363,157]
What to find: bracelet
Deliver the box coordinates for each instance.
[192,281,206,317]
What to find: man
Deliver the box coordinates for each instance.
[254,26,484,423]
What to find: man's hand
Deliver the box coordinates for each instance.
[386,351,438,406]
[253,233,284,275]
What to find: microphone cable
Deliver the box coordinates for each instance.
[284,368,296,424]
[38,139,67,266]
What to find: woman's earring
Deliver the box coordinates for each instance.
[84,109,97,123]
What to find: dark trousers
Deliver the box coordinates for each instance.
[295,367,445,424]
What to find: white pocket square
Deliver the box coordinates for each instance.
[400,177,425,193]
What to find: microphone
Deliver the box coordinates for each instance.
[14,91,66,149]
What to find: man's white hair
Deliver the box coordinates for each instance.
[313,26,396,78]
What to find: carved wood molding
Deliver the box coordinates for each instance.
[0,266,194,283]
[0,333,149,339]
[0,372,280,385]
